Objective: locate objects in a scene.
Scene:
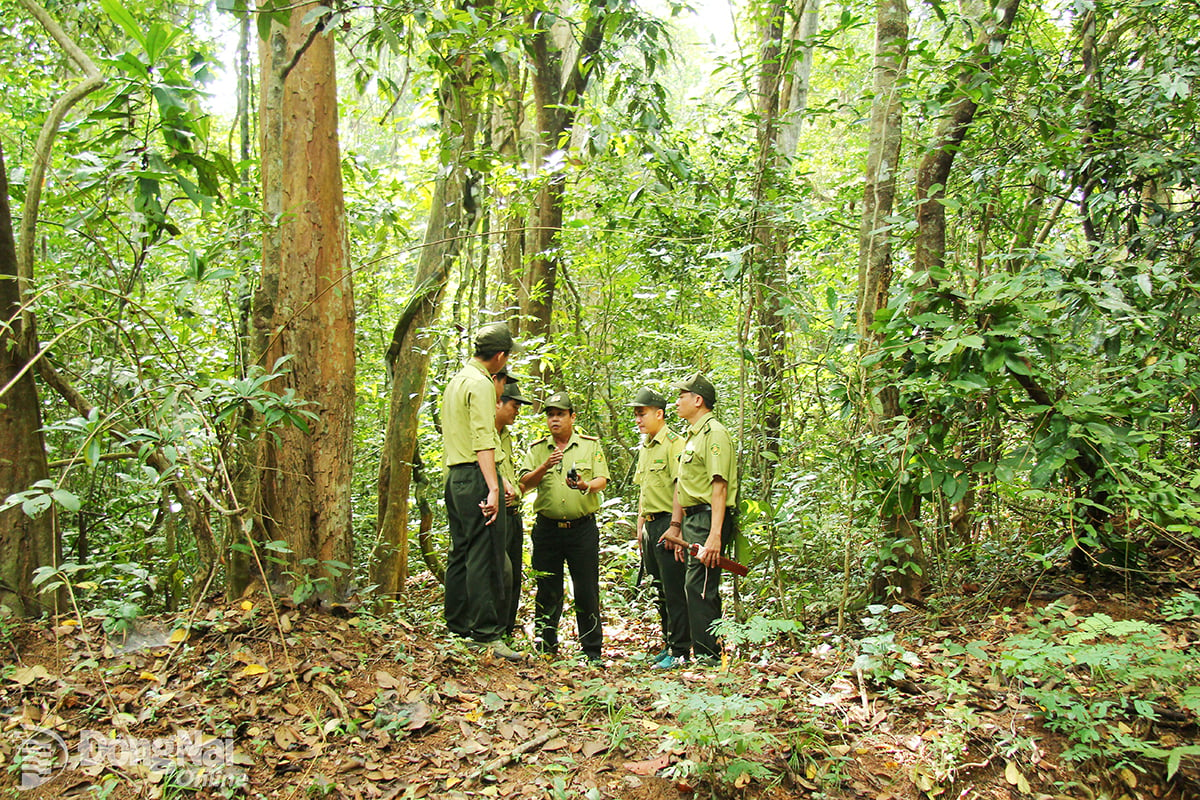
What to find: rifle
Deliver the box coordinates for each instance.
[660,531,749,577]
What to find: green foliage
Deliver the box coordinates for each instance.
[1161,591,1200,621]
[652,683,779,792]
[998,604,1200,774]
[852,604,921,684]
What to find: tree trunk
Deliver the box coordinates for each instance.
[522,4,608,366]
[0,143,59,617]
[746,0,818,496]
[254,4,356,592]
[372,74,482,601]
[856,0,925,601]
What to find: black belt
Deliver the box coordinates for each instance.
[682,503,711,516]
[643,511,671,522]
[448,463,477,470]
[537,513,595,529]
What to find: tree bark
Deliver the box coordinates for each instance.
[522,3,608,368]
[0,143,58,617]
[253,4,356,592]
[856,0,925,601]
[372,70,482,600]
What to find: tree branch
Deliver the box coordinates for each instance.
[15,0,105,300]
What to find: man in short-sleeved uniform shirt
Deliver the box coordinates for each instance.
[668,372,738,663]
[519,392,609,661]
[629,388,689,667]
[442,324,521,660]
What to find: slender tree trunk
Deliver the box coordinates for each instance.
[856,0,925,601]
[746,0,817,495]
[373,76,482,600]
[0,143,59,617]
[522,5,608,368]
[227,9,258,598]
[254,4,356,592]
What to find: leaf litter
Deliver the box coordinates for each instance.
[0,570,1198,799]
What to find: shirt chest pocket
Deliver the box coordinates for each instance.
[680,449,695,465]
[647,458,669,474]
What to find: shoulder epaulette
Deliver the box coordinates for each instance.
[579,434,599,441]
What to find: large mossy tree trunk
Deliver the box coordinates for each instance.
[250,4,356,594]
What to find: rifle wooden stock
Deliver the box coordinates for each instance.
[660,531,750,577]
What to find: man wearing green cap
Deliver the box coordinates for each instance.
[442,323,522,661]
[496,377,532,637]
[630,387,689,669]
[519,391,609,662]
[668,372,738,665]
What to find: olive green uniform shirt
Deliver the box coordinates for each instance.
[676,412,738,508]
[521,432,609,519]
[443,360,500,466]
[633,426,683,516]
[497,427,520,507]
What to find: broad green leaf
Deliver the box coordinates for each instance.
[99,0,145,48]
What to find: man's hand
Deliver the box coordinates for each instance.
[503,478,518,505]
[479,487,500,524]
[698,532,722,568]
[544,447,564,471]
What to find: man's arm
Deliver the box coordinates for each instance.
[663,485,686,562]
[519,445,562,494]
[477,448,500,524]
[697,478,727,568]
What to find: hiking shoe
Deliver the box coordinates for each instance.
[487,640,526,662]
[692,654,722,668]
[651,654,687,670]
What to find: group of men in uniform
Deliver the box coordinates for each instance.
[441,322,738,667]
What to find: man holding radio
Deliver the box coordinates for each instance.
[519,391,609,663]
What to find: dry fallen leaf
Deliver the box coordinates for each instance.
[623,754,671,775]
[239,664,269,677]
[582,740,608,758]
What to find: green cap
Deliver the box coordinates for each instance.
[672,372,716,408]
[474,322,515,353]
[544,391,574,412]
[628,387,667,409]
[501,379,532,405]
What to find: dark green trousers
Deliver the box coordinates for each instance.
[643,514,690,657]
[444,464,508,643]
[680,507,734,659]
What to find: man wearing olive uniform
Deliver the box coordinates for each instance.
[496,378,532,637]
[519,392,609,662]
[442,323,522,661]
[629,388,689,668]
[668,372,738,664]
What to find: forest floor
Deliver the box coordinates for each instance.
[2,549,1199,800]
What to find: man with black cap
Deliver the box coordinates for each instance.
[630,387,689,669]
[519,391,609,662]
[442,322,523,661]
[667,372,738,666]
[495,377,532,637]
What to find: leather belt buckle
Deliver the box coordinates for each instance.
[556,519,572,529]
